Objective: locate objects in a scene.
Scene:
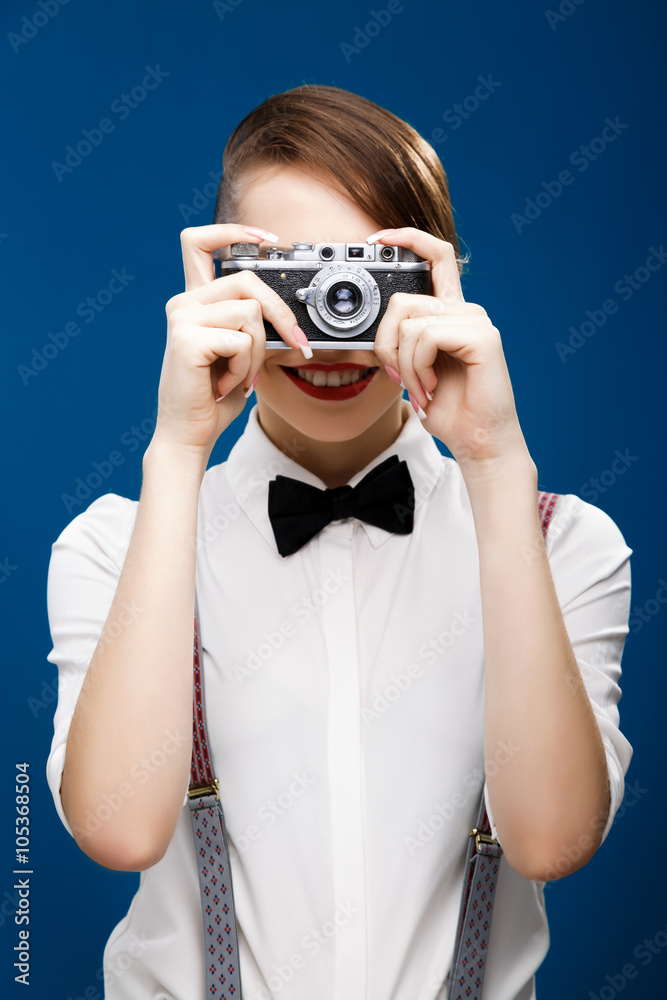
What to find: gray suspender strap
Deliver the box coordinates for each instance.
[446,490,560,1000]
[446,791,503,1000]
[189,491,561,999]
[188,591,243,998]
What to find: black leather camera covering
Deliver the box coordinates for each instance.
[220,265,432,344]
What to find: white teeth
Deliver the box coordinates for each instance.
[293,367,373,387]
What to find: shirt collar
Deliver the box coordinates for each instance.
[224,401,446,553]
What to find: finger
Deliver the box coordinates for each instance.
[172,268,306,355]
[193,299,267,389]
[193,298,264,339]
[399,320,445,407]
[373,293,446,371]
[395,320,423,409]
[179,223,278,292]
[401,315,492,409]
[413,316,502,395]
[408,315,497,364]
[367,226,464,304]
[197,328,255,399]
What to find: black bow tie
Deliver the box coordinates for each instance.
[267,454,415,557]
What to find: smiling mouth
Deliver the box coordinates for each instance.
[281,365,379,387]
[278,363,381,400]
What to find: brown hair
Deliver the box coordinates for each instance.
[214,84,468,274]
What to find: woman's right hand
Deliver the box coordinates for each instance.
[152,223,308,458]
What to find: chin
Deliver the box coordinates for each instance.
[292,414,377,443]
[256,388,402,443]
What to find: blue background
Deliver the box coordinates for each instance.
[1,0,665,996]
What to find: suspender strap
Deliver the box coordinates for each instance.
[446,794,503,1000]
[446,490,560,1000]
[188,591,242,998]
[189,491,561,1000]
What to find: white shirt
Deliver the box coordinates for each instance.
[45,400,633,1000]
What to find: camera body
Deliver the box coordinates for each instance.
[214,241,432,349]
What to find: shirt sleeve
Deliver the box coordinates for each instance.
[44,493,139,838]
[483,492,633,853]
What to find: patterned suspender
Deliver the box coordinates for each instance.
[189,491,561,1000]
[188,599,242,998]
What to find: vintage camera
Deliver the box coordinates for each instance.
[213,241,432,349]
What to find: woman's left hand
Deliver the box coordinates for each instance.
[369,226,534,473]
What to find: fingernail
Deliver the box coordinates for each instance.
[243,371,261,398]
[243,226,280,242]
[366,228,396,245]
[408,391,427,420]
[215,394,226,402]
[293,324,313,359]
[419,380,433,401]
[385,364,406,389]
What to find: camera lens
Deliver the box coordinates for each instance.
[319,245,335,261]
[380,245,395,260]
[326,281,363,318]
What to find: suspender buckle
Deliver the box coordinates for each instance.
[188,778,220,801]
[469,826,499,853]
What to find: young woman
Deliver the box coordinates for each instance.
[46,85,633,1000]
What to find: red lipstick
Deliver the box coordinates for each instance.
[279,362,379,401]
